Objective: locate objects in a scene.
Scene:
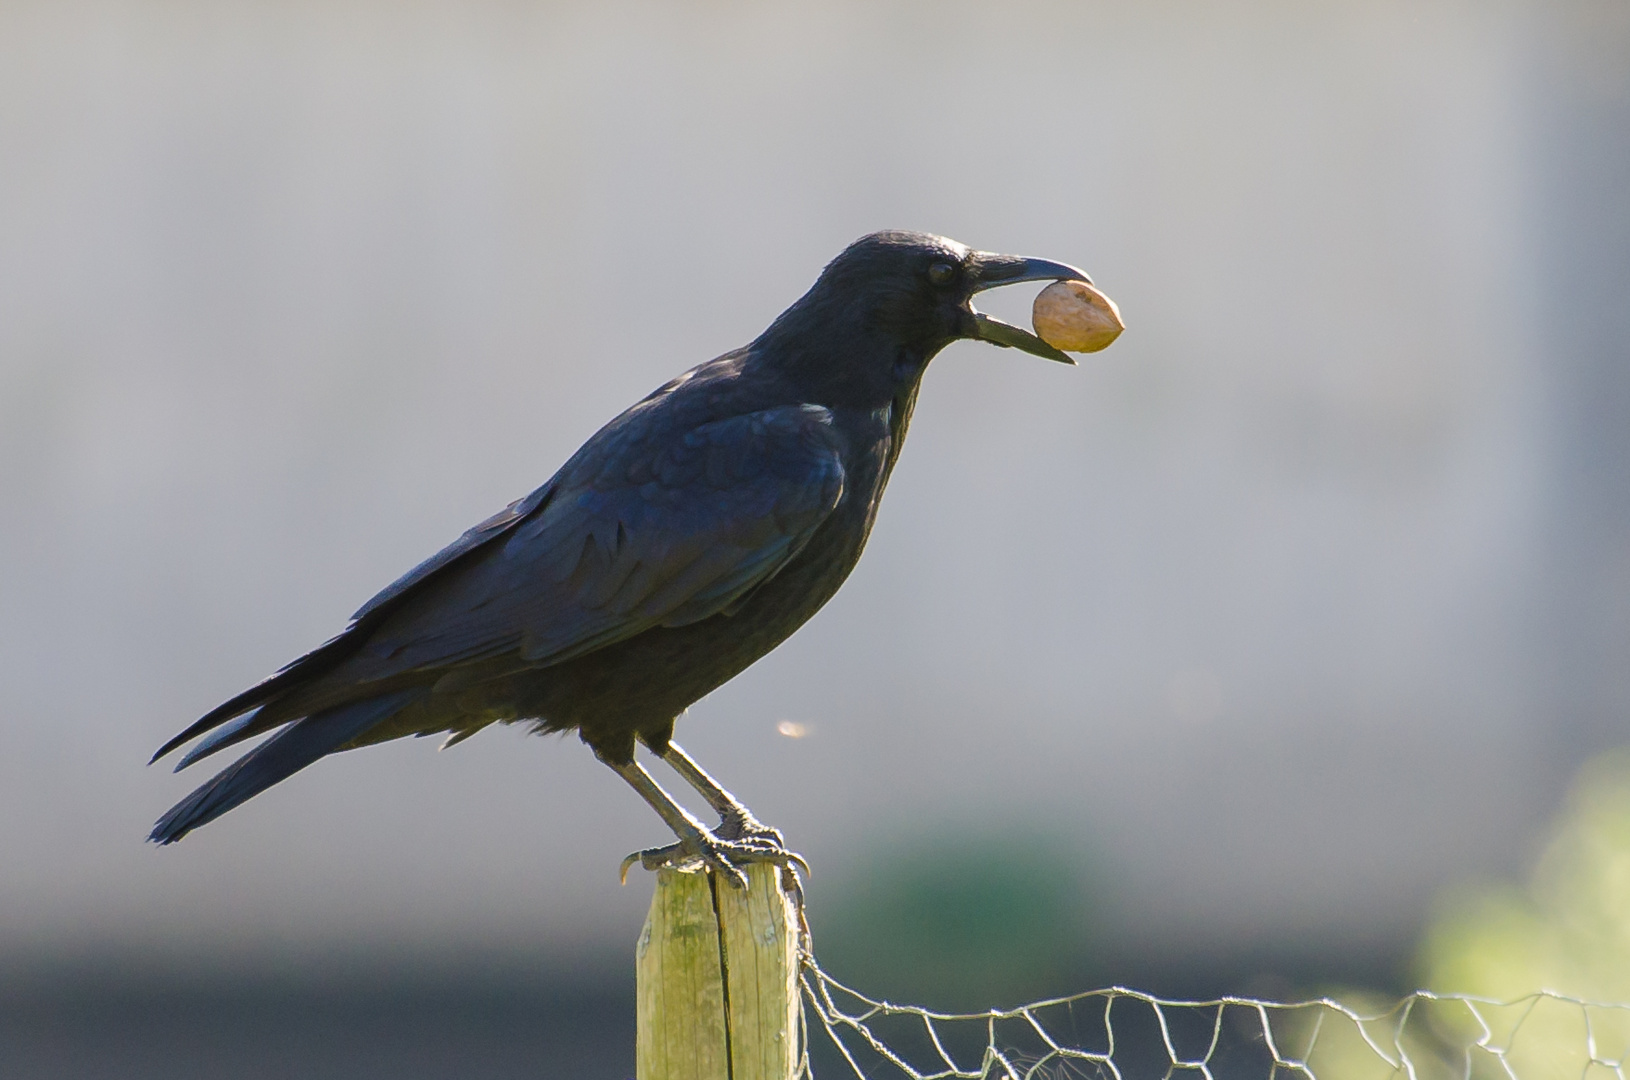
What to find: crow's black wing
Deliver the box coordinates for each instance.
[351,403,846,679]
[353,482,556,621]
[154,402,845,769]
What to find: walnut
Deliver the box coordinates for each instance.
[1032,280,1124,353]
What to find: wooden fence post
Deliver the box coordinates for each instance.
[636,862,800,1080]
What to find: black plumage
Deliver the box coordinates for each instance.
[150,230,1095,881]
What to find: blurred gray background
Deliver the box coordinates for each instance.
[2,1,1627,1076]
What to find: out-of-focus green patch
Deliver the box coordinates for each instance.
[1420,749,1630,1003]
[1412,749,1630,1080]
[1302,749,1630,1080]
[807,826,1106,1012]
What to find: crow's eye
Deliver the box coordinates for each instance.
[927,261,956,286]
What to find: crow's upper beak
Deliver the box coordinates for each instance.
[965,254,1095,365]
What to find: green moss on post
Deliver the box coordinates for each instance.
[636,863,799,1080]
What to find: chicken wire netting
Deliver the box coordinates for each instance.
[795,956,1630,1080]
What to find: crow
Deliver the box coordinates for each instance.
[149,230,1097,885]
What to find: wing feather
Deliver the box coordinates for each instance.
[347,404,845,679]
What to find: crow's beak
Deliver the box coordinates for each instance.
[964,254,1095,368]
[965,254,1094,365]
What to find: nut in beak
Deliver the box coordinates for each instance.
[1032,280,1125,354]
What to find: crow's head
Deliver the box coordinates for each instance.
[754,230,1094,404]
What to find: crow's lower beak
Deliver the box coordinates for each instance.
[964,254,1095,365]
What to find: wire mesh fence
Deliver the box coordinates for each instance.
[797,956,1630,1080]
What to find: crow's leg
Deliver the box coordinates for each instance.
[661,741,787,850]
[600,754,802,890]
[657,741,810,940]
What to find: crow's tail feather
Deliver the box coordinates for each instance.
[149,689,422,844]
[175,707,269,771]
[149,628,365,766]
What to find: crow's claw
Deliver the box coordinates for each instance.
[619,827,809,888]
[716,811,787,850]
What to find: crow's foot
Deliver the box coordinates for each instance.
[619,824,808,889]
[715,809,787,850]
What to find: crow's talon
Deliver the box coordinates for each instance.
[619,828,808,888]
[717,813,785,849]
[715,814,811,876]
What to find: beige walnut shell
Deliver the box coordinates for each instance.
[1032,280,1124,353]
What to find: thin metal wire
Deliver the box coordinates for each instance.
[796,952,1630,1080]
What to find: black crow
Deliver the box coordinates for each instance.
[149,230,1098,885]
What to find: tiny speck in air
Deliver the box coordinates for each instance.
[777,721,807,738]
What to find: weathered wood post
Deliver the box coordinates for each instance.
[636,862,800,1080]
